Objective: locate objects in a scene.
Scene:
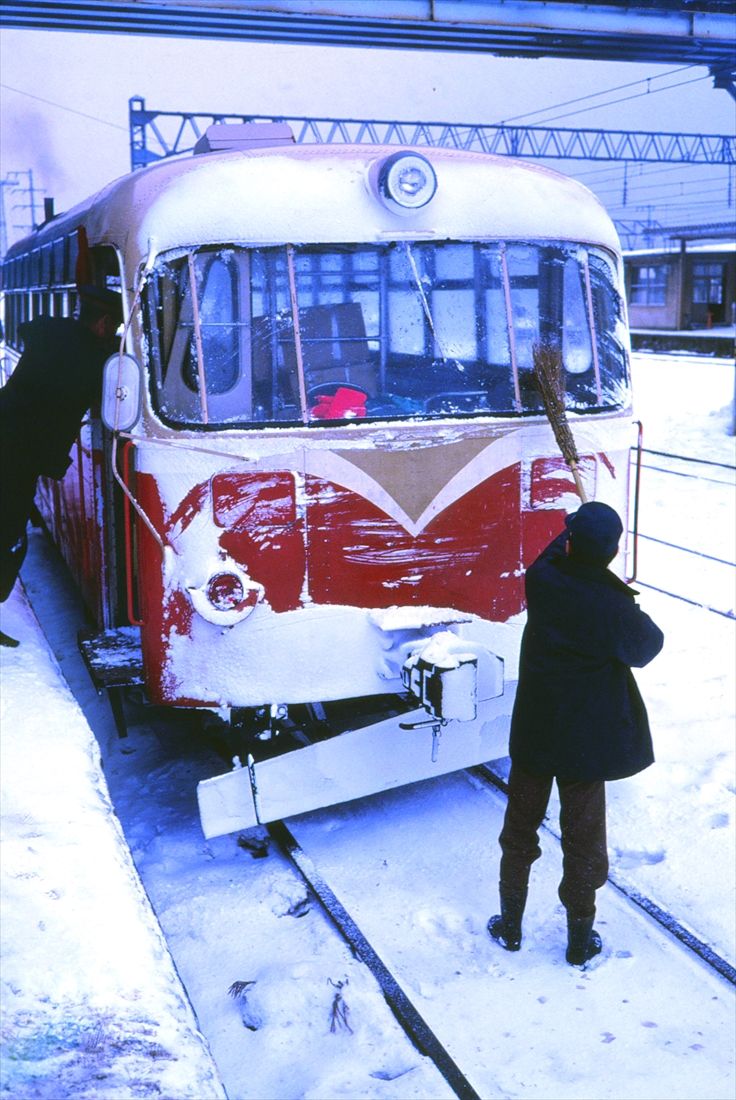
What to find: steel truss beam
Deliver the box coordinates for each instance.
[129,98,736,172]
[2,1,735,72]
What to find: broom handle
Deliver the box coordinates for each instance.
[570,460,588,503]
[531,343,589,504]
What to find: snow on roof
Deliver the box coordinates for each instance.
[8,142,621,266]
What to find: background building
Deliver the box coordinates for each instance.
[624,239,735,354]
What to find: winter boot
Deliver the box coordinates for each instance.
[566,915,602,966]
[487,888,527,952]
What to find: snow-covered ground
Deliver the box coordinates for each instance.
[1,352,734,1099]
[0,594,226,1099]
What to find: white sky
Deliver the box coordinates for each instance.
[1,28,734,242]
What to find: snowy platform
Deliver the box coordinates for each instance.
[0,586,226,1099]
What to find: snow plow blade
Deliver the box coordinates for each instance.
[196,690,514,837]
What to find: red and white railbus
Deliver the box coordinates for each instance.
[1,125,637,835]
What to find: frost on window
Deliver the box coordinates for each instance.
[588,252,629,410]
[145,248,300,427]
[507,243,628,415]
[144,240,629,428]
[181,256,238,396]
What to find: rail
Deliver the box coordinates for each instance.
[473,766,736,987]
[268,820,484,1100]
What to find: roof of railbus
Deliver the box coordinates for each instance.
[5,143,621,266]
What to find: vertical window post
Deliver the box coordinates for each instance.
[581,254,602,403]
[286,244,309,423]
[187,253,209,424]
[499,245,521,412]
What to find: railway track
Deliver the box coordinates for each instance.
[470,765,736,987]
[264,766,736,1100]
[268,819,483,1100]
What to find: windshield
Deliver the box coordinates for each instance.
[144,240,629,428]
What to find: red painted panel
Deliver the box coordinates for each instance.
[130,447,621,707]
[306,466,523,621]
[215,472,305,613]
[44,423,107,626]
[135,470,307,702]
[212,472,297,528]
[135,473,194,705]
[166,481,210,537]
[529,454,595,507]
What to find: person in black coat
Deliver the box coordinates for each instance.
[488,501,664,965]
[0,286,122,645]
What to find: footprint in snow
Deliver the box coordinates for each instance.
[613,846,666,869]
[415,908,469,940]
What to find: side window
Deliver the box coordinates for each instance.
[67,233,79,289]
[561,255,593,377]
[589,251,628,406]
[506,244,541,376]
[149,249,268,426]
[52,239,65,288]
[181,255,239,396]
[630,264,667,306]
[692,262,725,307]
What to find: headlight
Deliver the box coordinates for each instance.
[375,152,437,214]
[188,565,264,626]
[206,571,245,612]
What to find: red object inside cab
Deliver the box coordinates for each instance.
[310,386,367,420]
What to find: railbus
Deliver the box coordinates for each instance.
[0,123,638,836]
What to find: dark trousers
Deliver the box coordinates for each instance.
[0,459,38,602]
[499,763,609,919]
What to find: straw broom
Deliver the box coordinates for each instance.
[532,343,588,503]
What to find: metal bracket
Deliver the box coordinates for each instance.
[246,753,262,824]
[399,716,446,763]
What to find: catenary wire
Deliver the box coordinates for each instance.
[495,64,696,125]
[499,70,724,128]
[0,82,128,130]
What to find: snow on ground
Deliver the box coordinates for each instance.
[630,351,735,464]
[0,352,734,1100]
[0,594,226,1099]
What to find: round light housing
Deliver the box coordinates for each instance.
[206,571,245,612]
[188,564,264,626]
[377,152,437,214]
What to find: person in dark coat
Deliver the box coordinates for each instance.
[0,286,122,645]
[488,501,664,965]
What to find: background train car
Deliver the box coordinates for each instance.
[0,125,637,834]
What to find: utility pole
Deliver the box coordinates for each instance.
[1,169,43,247]
[0,180,9,257]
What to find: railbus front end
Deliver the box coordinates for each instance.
[1,135,636,835]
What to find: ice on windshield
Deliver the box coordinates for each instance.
[144,240,630,428]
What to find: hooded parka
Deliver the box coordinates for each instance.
[0,316,114,479]
[509,525,664,782]
[0,314,116,602]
